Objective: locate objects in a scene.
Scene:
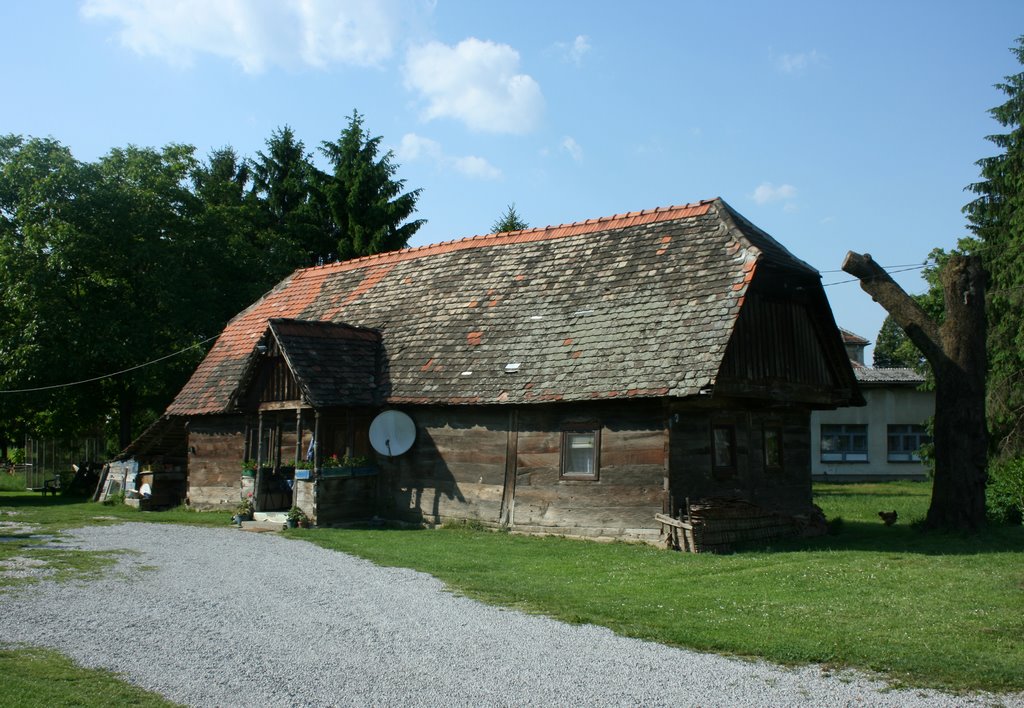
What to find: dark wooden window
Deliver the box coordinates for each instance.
[763,425,783,472]
[820,424,868,462]
[887,424,930,462]
[711,424,736,475]
[560,428,600,480]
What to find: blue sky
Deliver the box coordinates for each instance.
[3,1,1022,359]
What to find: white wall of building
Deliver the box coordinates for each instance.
[811,385,935,481]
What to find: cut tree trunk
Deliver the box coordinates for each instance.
[842,252,988,531]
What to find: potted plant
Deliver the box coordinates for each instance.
[285,506,307,529]
[241,460,257,478]
[233,494,254,524]
[294,458,313,480]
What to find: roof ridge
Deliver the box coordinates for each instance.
[296,198,719,277]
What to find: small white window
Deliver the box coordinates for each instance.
[820,424,868,463]
[887,424,930,462]
[561,429,600,479]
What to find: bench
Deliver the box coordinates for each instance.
[31,476,61,496]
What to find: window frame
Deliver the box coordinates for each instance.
[820,423,869,463]
[711,423,737,476]
[559,425,601,481]
[762,424,784,473]
[887,424,930,463]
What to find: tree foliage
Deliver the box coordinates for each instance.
[317,111,424,261]
[964,36,1024,457]
[0,115,423,455]
[491,203,529,233]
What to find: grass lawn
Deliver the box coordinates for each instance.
[1,481,1022,696]
[0,646,178,708]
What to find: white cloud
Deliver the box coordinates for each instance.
[398,133,443,161]
[560,136,583,162]
[556,34,591,66]
[81,0,401,72]
[404,38,544,133]
[775,50,824,74]
[752,182,798,205]
[451,155,502,180]
[398,133,502,180]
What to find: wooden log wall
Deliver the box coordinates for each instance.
[316,475,377,526]
[186,416,246,510]
[375,402,668,541]
[376,407,508,525]
[512,404,666,542]
[668,408,813,519]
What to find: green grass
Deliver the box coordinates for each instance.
[0,646,179,707]
[287,481,1024,694]
[0,470,28,492]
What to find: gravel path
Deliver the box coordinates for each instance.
[0,523,1018,707]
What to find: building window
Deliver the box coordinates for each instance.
[820,424,868,462]
[888,424,930,462]
[763,425,783,472]
[560,428,600,480]
[711,424,736,475]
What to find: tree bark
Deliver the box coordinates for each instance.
[842,252,988,531]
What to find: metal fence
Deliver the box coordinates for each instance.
[23,436,106,489]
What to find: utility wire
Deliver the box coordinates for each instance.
[821,264,927,287]
[0,335,219,394]
[818,262,927,274]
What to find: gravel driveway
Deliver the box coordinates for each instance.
[0,523,1018,707]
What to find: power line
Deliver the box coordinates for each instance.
[821,264,927,287]
[818,262,927,274]
[0,335,219,394]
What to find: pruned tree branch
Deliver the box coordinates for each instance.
[841,252,944,366]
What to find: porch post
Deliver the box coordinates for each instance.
[256,412,264,469]
[295,408,302,465]
[313,411,321,470]
[255,411,264,511]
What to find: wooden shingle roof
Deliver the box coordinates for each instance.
[264,319,380,408]
[167,198,826,415]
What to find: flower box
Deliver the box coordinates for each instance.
[319,465,377,478]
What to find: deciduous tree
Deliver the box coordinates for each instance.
[843,252,988,531]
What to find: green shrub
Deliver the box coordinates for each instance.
[987,457,1024,524]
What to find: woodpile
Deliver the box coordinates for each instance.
[657,497,825,553]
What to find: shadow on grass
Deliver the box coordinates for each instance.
[751,520,1024,556]
[0,492,94,509]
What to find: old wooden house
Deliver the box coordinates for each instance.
[157,198,861,543]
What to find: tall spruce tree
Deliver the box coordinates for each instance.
[250,126,328,270]
[964,36,1024,457]
[318,111,424,260]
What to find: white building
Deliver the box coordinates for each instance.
[810,330,934,481]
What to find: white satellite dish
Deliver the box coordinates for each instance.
[369,410,416,457]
